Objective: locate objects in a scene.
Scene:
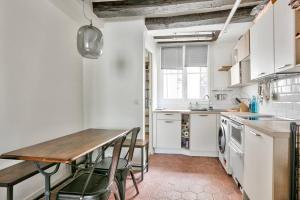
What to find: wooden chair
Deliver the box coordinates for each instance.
[56,133,126,200]
[122,136,149,181]
[95,127,140,200]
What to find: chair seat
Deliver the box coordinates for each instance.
[57,173,110,200]
[96,157,128,170]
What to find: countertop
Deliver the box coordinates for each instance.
[242,120,298,138]
[153,109,227,114]
[220,112,270,119]
[221,112,297,138]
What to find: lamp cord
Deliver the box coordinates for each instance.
[82,0,92,25]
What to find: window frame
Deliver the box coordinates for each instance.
[157,44,211,106]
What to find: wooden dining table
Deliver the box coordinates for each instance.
[0,128,129,200]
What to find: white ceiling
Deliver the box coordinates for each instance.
[148,22,253,43]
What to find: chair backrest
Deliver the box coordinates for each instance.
[124,127,140,162]
[290,122,300,200]
[107,133,127,188]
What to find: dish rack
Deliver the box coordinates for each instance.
[290,122,300,200]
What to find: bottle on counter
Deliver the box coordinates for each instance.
[248,99,252,112]
[250,96,259,113]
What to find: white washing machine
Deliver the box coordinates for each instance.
[218,116,232,174]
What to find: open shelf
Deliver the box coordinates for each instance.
[217,65,232,72]
[181,114,190,149]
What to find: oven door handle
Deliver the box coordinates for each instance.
[229,143,244,157]
[229,122,243,130]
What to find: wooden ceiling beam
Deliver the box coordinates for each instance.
[93,0,263,18]
[145,6,255,30]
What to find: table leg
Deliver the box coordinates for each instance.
[34,162,60,200]
[7,186,13,200]
[71,160,76,175]
[141,147,144,181]
[146,144,149,172]
[102,146,105,159]
[87,152,93,167]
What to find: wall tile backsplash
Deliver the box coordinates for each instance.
[241,75,300,120]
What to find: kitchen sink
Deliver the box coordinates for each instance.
[190,108,226,112]
[190,108,208,111]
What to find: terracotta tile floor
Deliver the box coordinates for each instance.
[113,154,242,200]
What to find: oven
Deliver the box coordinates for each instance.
[229,119,244,188]
[229,120,244,150]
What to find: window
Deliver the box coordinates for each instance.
[161,46,183,70]
[187,67,208,99]
[163,70,183,99]
[160,45,209,101]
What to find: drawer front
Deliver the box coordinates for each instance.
[229,143,244,186]
[156,113,181,120]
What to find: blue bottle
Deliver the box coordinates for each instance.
[255,97,259,113]
[251,96,259,113]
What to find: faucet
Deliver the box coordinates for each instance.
[204,95,213,110]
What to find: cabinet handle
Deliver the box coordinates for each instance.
[164,114,173,116]
[165,121,173,123]
[199,115,208,117]
[258,72,266,77]
[250,130,261,137]
[278,64,292,70]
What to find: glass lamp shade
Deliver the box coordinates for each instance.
[77,25,103,59]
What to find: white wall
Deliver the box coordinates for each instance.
[83,18,145,133]
[241,76,300,119]
[0,0,94,199]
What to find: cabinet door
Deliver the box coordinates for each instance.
[237,31,250,62]
[250,7,274,80]
[190,114,217,152]
[230,63,241,86]
[274,0,295,72]
[244,128,273,200]
[156,120,181,149]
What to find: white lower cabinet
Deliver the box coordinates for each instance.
[156,119,181,149]
[244,127,273,200]
[243,127,289,200]
[190,114,217,154]
[153,112,218,156]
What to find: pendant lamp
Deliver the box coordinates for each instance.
[77,0,103,59]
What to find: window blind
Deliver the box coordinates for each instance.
[185,45,208,67]
[161,46,183,70]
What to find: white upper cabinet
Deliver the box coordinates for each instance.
[274,0,296,72]
[230,63,241,86]
[237,31,250,62]
[250,6,275,80]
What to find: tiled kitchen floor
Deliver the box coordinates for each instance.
[118,154,242,200]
